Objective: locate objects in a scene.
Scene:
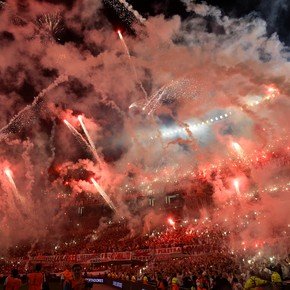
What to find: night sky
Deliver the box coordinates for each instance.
[110,0,290,44]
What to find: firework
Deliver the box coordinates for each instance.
[231,142,244,157]
[91,178,117,212]
[64,119,90,147]
[4,168,17,191]
[233,179,241,195]
[77,116,102,165]
[265,85,280,100]
[168,217,175,226]
[107,0,146,23]
[117,0,146,23]
[4,168,24,202]
[37,12,64,40]
[142,79,193,116]
[118,30,148,100]
[0,75,68,140]
[143,86,167,115]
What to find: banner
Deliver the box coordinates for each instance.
[132,249,153,261]
[76,254,96,263]
[99,252,132,262]
[154,247,182,255]
[30,247,184,264]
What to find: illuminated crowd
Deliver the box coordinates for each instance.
[1,221,290,290]
[1,253,289,289]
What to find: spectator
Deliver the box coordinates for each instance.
[70,264,86,290]
[243,270,268,290]
[3,269,21,290]
[171,275,179,290]
[232,277,243,290]
[62,264,73,290]
[28,263,44,290]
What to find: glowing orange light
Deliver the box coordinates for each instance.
[168,217,175,226]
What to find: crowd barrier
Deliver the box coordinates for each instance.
[86,277,156,290]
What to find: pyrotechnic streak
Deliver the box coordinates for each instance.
[118,30,148,100]
[64,119,91,150]
[146,88,167,116]
[4,168,24,202]
[77,115,102,165]
[142,80,176,114]
[91,178,117,212]
[143,79,192,116]
[4,168,18,193]
[63,119,98,157]
[232,142,244,157]
[116,0,146,23]
[0,75,68,139]
[233,179,241,195]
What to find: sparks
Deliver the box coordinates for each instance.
[117,30,123,40]
[233,179,241,195]
[168,217,175,226]
[231,142,244,157]
[77,115,102,165]
[117,30,148,100]
[63,119,96,157]
[37,12,64,40]
[91,178,117,212]
[4,168,21,200]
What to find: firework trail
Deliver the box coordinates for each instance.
[107,0,146,24]
[142,79,191,115]
[145,87,167,116]
[91,177,117,212]
[64,119,102,164]
[118,30,148,100]
[4,168,24,203]
[0,75,68,140]
[233,179,241,195]
[77,116,102,165]
[231,142,244,158]
[64,119,90,145]
[117,0,146,23]
[142,81,175,115]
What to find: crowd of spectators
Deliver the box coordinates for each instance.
[5,222,232,258]
[100,252,290,289]
[1,221,290,289]
[1,252,290,289]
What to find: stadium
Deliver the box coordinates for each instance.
[0,0,290,289]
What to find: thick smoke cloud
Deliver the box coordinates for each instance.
[0,0,289,253]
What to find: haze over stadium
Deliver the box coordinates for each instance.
[0,0,289,286]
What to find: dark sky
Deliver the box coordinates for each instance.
[123,0,290,45]
[7,0,288,44]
